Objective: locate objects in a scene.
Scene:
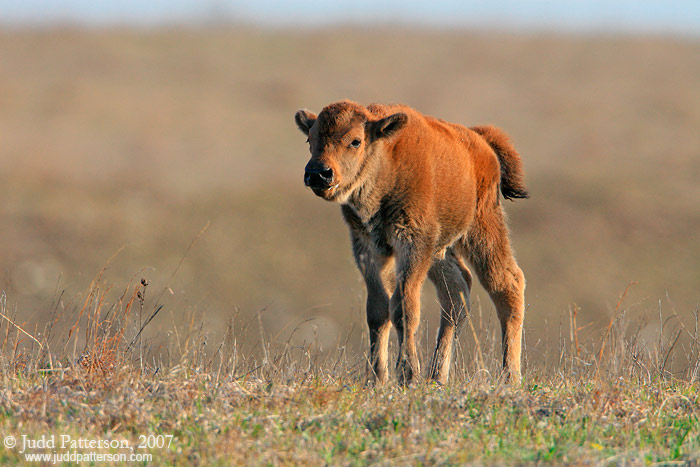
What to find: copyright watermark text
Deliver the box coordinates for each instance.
[2,433,174,463]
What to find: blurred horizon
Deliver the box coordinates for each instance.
[0,6,698,371]
[0,1,699,36]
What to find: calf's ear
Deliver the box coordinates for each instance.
[295,109,317,135]
[369,112,408,142]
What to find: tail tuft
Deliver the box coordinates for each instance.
[471,125,529,200]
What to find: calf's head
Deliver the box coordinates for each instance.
[295,101,407,202]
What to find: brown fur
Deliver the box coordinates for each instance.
[295,100,527,384]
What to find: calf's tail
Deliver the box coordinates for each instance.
[471,125,529,201]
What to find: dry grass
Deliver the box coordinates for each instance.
[0,274,699,464]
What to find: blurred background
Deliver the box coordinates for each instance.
[0,1,698,371]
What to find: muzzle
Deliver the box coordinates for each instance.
[304,162,335,189]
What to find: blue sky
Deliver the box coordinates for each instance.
[0,1,698,35]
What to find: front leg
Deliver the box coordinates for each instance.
[391,242,433,385]
[344,206,395,385]
[364,257,393,384]
[359,251,394,385]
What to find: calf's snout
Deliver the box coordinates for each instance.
[304,162,334,188]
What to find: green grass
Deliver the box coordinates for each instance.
[1,363,698,464]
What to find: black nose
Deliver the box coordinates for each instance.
[304,163,334,188]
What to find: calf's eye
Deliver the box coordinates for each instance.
[349,139,361,148]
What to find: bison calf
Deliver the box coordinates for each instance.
[295,100,528,384]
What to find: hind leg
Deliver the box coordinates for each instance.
[427,249,472,384]
[461,207,525,382]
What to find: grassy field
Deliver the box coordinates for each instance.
[2,373,700,464]
[0,26,699,464]
[0,276,698,464]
